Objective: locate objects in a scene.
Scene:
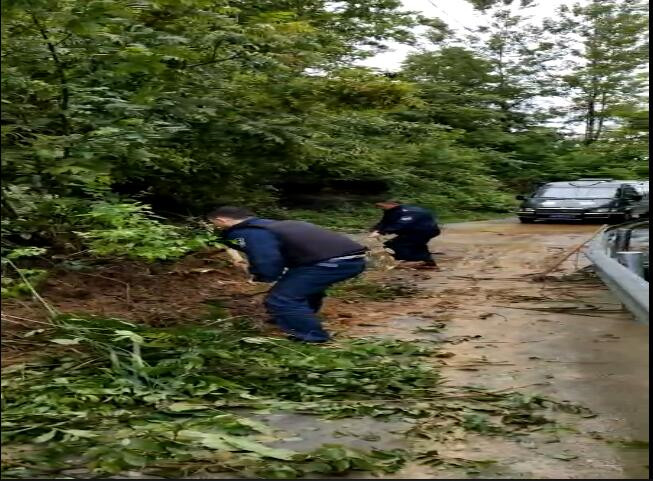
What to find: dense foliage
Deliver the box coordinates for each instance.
[1,0,648,274]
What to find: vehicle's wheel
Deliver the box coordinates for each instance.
[519,217,536,224]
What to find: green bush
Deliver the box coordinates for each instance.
[75,202,221,262]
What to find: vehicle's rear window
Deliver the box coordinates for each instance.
[536,186,618,199]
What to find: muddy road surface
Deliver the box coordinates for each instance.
[340,218,649,479]
[3,218,648,480]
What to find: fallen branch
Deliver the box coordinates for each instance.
[543,360,610,364]
[493,304,625,316]
[5,259,58,319]
[1,313,52,326]
[440,362,516,367]
[214,288,270,299]
[490,382,551,393]
[468,340,542,344]
[446,276,526,281]
[530,225,606,281]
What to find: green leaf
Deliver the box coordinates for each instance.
[260,464,300,479]
[167,402,211,412]
[122,451,148,467]
[6,247,47,259]
[63,429,98,438]
[114,330,144,344]
[231,416,274,435]
[51,338,82,345]
[176,430,297,460]
[301,461,333,473]
[176,430,233,451]
[221,435,298,460]
[34,430,57,443]
[241,337,277,344]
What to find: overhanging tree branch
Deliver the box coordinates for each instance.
[186,53,243,69]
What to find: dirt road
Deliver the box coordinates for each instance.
[340,218,649,479]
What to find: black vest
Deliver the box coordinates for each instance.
[246,220,366,267]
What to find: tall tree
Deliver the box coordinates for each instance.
[466,2,558,132]
[544,0,649,144]
[401,3,563,188]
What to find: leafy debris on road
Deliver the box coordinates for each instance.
[328,276,420,301]
[2,315,596,478]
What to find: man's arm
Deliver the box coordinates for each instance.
[225,228,285,282]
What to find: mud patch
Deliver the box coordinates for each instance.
[1,251,426,366]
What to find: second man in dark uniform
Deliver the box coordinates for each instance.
[370,200,440,269]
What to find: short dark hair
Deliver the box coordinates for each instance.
[207,206,255,220]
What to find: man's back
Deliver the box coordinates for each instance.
[376,204,439,235]
[224,218,366,279]
[245,220,365,266]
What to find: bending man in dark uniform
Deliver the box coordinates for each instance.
[370,200,440,269]
[208,206,367,342]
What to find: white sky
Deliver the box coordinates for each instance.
[359,0,580,70]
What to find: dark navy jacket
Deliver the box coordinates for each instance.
[373,205,440,236]
[223,218,285,282]
[223,218,365,282]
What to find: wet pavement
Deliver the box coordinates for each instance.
[343,218,649,478]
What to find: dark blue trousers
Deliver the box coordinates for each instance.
[264,258,366,342]
[384,232,436,262]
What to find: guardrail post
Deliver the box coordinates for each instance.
[616,251,646,279]
[614,228,632,252]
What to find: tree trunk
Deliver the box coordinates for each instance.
[30,11,71,157]
[594,91,607,142]
[585,94,596,144]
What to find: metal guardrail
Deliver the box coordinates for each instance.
[584,221,649,324]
